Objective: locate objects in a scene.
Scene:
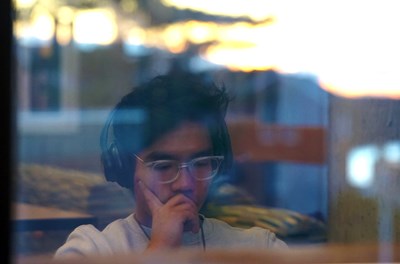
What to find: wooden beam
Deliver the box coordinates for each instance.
[227,119,326,164]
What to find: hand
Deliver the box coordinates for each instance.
[138,181,200,250]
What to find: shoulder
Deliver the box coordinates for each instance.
[203,217,288,249]
[54,224,110,258]
[54,214,147,258]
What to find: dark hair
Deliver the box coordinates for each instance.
[101,73,233,191]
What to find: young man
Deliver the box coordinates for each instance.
[55,73,287,258]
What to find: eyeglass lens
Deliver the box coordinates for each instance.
[151,157,221,182]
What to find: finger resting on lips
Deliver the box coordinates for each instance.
[138,181,200,233]
[167,194,197,208]
[170,202,196,212]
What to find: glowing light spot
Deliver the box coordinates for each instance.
[383,141,400,163]
[73,9,118,45]
[184,21,218,44]
[162,24,187,53]
[15,0,37,9]
[30,7,55,42]
[204,42,277,72]
[57,6,75,25]
[347,145,379,188]
[56,23,72,46]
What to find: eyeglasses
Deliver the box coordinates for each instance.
[134,155,224,184]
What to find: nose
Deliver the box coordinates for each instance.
[172,166,195,191]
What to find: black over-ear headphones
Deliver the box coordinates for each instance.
[100,98,233,190]
[100,107,134,191]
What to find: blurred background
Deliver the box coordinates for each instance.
[9,0,400,261]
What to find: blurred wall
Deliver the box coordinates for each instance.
[328,97,400,243]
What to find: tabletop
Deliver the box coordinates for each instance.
[12,202,97,231]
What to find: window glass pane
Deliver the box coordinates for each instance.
[11,0,400,262]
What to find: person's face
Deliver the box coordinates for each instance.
[133,122,213,225]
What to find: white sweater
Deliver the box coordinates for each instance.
[54,214,288,258]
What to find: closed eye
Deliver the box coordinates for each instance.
[151,161,176,171]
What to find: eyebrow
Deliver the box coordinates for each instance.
[144,149,214,162]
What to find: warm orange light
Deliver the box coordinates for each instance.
[320,82,400,100]
[125,27,146,45]
[162,24,187,53]
[57,6,75,25]
[161,0,274,22]
[15,0,36,9]
[184,20,218,44]
[56,24,72,46]
[204,42,277,72]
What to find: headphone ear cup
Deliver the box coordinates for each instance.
[101,142,120,183]
[109,142,124,170]
[102,141,133,190]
